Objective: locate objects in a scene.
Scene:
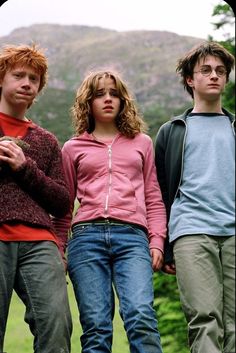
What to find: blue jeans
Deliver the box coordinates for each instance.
[0,241,72,353]
[68,223,162,353]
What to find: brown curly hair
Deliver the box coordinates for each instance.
[71,70,147,138]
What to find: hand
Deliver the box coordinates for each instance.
[162,262,176,275]
[0,140,26,171]
[150,248,164,272]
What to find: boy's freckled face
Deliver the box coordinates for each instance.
[0,65,41,109]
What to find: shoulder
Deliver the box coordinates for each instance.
[157,121,172,133]
[28,125,61,151]
[30,124,58,143]
[62,132,89,152]
[156,108,191,138]
[222,108,235,122]
[134,132,152,143]
[155,121,172,145]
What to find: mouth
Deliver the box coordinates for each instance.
[103,105,113,110]
[103,105,113,109]
[17,91,31,96]
[208,84,220,88]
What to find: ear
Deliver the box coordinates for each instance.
[186,76,194,87]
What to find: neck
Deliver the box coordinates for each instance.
[192,96,223,114]
[0,103,28,121]
[93,124,119,140]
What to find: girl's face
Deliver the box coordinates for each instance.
[91,76,121,126]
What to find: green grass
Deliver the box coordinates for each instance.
[4,277,129,353]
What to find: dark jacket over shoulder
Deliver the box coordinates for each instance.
[0,123,70,231]
[155,107,235,263]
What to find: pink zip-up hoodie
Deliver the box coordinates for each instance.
[53,132,167,255]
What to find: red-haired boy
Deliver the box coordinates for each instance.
[0,44,72,353]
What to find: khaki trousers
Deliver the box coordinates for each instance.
[173,234,235,353]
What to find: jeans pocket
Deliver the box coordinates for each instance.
[71,224,91,238]
[125,224,148,239]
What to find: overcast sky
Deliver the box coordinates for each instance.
[0,0,234,40]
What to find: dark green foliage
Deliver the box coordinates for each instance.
[211,2,235,114]
[28,87,75,145]
[154,272,189,353]
[222,81,235,112]
[144,103,191,139]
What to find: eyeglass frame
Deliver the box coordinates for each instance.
[193,65,227,77]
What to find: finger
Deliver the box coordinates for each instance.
[163,264,176,275]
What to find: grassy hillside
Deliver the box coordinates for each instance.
[0,24,196,143]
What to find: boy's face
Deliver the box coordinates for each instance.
[186,55,227,101]
[0,65,41,110]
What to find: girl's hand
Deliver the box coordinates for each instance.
[150,248,164,271]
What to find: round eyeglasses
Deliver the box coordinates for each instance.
[194,65,227,77]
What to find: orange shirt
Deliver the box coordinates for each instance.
[0,112,58,244]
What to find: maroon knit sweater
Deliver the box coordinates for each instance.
[0,123,70,232]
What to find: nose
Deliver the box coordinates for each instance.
[209,69,218,79]
[21,76,31,88]
[104,92,112,101]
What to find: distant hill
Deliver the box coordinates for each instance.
[0,24,202,143]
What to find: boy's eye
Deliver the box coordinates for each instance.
[30,76,39,82]
[200,66,211,75]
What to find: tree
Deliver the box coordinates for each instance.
[210,2,235,112]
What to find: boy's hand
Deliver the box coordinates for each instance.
[0,140,26,171]
[162,263,176,275]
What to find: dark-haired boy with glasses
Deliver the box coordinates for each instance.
[155,41,235,353]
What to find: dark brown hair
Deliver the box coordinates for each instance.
[176,41,235,98]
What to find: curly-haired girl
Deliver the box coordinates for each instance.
[53,69,167,353]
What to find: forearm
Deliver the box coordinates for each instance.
[13,157,70,217]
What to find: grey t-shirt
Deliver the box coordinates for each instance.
[169,113,235,242]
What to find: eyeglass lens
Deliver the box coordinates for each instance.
[200,65,226,76]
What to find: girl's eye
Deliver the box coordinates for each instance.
[95,91,104,97]
[94,90,119,97]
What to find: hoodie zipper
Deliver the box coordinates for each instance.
[104,135,118,215]
[105,144,112,215]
